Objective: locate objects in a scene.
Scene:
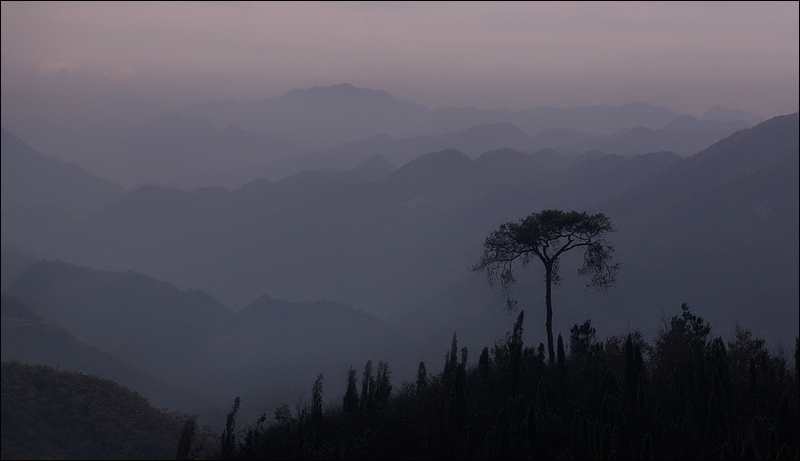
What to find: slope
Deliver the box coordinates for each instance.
[1,360,187,460]
[1,127,126,215]
[1,294,222,425]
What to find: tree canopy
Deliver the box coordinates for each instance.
[473,209,619,364]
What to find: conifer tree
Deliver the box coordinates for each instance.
[557,333,567,392]
[220,396,240,460]
[509,311,524,394]
[556,334,565,366]
[375,361,392,404]
[360,360,374,413]
[445,333,459,378]
[176,416,197,461]
[343,367,359,415]
[416,361,428,394]
[311,374,323,422]
[479,347,491,381]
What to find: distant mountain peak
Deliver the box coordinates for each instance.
[280,83,395,101]
[662,114,699,129]
[414,148,471,164]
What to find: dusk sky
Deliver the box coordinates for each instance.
[2,1,798,123]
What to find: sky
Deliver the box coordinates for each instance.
[2,1,798,123]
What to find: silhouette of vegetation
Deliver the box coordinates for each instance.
[195,303,798,460]
[473,209,620,364]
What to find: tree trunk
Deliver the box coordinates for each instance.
[545,262,555,365]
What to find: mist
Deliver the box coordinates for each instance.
[1,3,798,459]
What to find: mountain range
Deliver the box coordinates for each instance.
[2,83,760,189]
[3,259,396,425]
[1,127,125,214]
[1,91,795,429]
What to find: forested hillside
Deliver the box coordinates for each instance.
[1,360,191,460]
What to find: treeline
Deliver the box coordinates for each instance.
[184,304,798,460]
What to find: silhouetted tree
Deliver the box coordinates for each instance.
[416,362,428,394]
[375,361,392,405]
[478,347,491,381]
[201,301,798,460]
[219,397,240,460]
[569,320,601,362]
[343,367,358,415]
[473,210,619,364]
[360,361,374,413]
[311,374,323,422]
[176,416,197,460]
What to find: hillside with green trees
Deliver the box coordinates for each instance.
[1,360,192,460]
[193,305,798,460]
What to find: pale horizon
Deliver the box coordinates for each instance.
[2,2,798,124]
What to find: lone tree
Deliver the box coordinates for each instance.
[473,209,619,364]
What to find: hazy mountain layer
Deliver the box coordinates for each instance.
[3,85,753,189]
[6,261,396,423]
[280,116,749,176]
[1,114,796,428]
[1,294,222,426]
[4,114,313,190]
[2,114,796,387]
[180,84,686,147]
[1,128,126,214]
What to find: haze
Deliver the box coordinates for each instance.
[2,2,799,449]
[2,1,798,123]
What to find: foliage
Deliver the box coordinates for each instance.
[474,209,619,298]
[196,303,798,460]
[473,209,619,365]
